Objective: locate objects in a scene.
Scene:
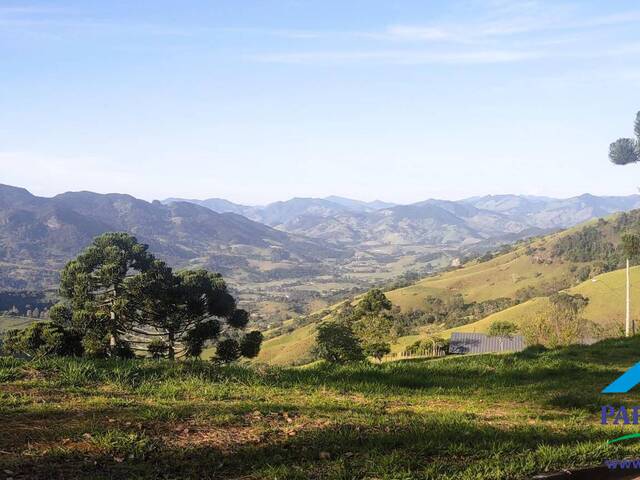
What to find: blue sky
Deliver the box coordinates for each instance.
[2,0,640,204]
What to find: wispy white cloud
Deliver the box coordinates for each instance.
[384,25,451,42]
[381,8,640,43]
[0,5,66,16]
[4,1,640,67]
[250,1,640,66]
[251,48,541,65]
[253,39,640,66]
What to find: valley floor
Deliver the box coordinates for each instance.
[3,338,640,479]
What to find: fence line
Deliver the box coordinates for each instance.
[382,345,446,361]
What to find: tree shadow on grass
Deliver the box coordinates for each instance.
[1,412,630,480]
[0,395,389,454]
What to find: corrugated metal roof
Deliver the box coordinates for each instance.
[449,332,526,355]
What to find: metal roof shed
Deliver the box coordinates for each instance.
[449,332,526,355]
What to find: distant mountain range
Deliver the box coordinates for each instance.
[165,193,640,247]
[4,183,640,319]
[462,193,640,228]
[0,184,344,291]
[162,195,397,225]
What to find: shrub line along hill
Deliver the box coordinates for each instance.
[3,337,640,479]
[258,210,640,365]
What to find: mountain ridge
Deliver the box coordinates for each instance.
[0,184,345,292]
[165,193,640,246]
[5,184,640,328]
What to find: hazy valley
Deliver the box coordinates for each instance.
[3,182,640,334]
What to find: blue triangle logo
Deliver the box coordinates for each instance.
[603,362,640,393]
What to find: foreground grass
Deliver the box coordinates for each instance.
[3,338,640,479]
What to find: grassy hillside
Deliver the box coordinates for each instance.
[436,265,640,338]
[257,222,594,364]
[4,337,640,479]
[259,210,640,364]
[385,230,580,310]
[256,323,318,365]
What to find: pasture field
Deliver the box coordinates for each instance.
[436,265,640,338]
[3,337,640,479]
[385,236,573,311]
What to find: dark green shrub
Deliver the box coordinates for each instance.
[239,331,263,358]
[3,322,83,359]
[216,339,241,363]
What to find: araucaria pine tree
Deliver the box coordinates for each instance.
[52,233,262,360]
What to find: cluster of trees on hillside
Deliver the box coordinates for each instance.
[1,233,262,362]
[419,294,514,328]
[552,225,619,266]
[487,320,519,337]
[513,278,575,303]
[550,215,640,281]
[520,293,600,347]
[313,289,397,363]
[403,292,599,356]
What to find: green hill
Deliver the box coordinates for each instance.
[256,323,317,365]
[385,224,593,310]
[439,265,640,338]
[259,210,640,365]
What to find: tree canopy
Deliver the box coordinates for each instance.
[58,232,160,353]
[608,111,640,165]
[315,289,396,363]
[356,288,392,316]
[39,232,262,361]
[313,321,365,364]
[621,233,640,261]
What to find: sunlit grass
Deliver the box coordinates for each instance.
[2,337,640,479]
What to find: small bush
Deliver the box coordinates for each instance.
[488,320,518,337]
[3,322,83,359]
